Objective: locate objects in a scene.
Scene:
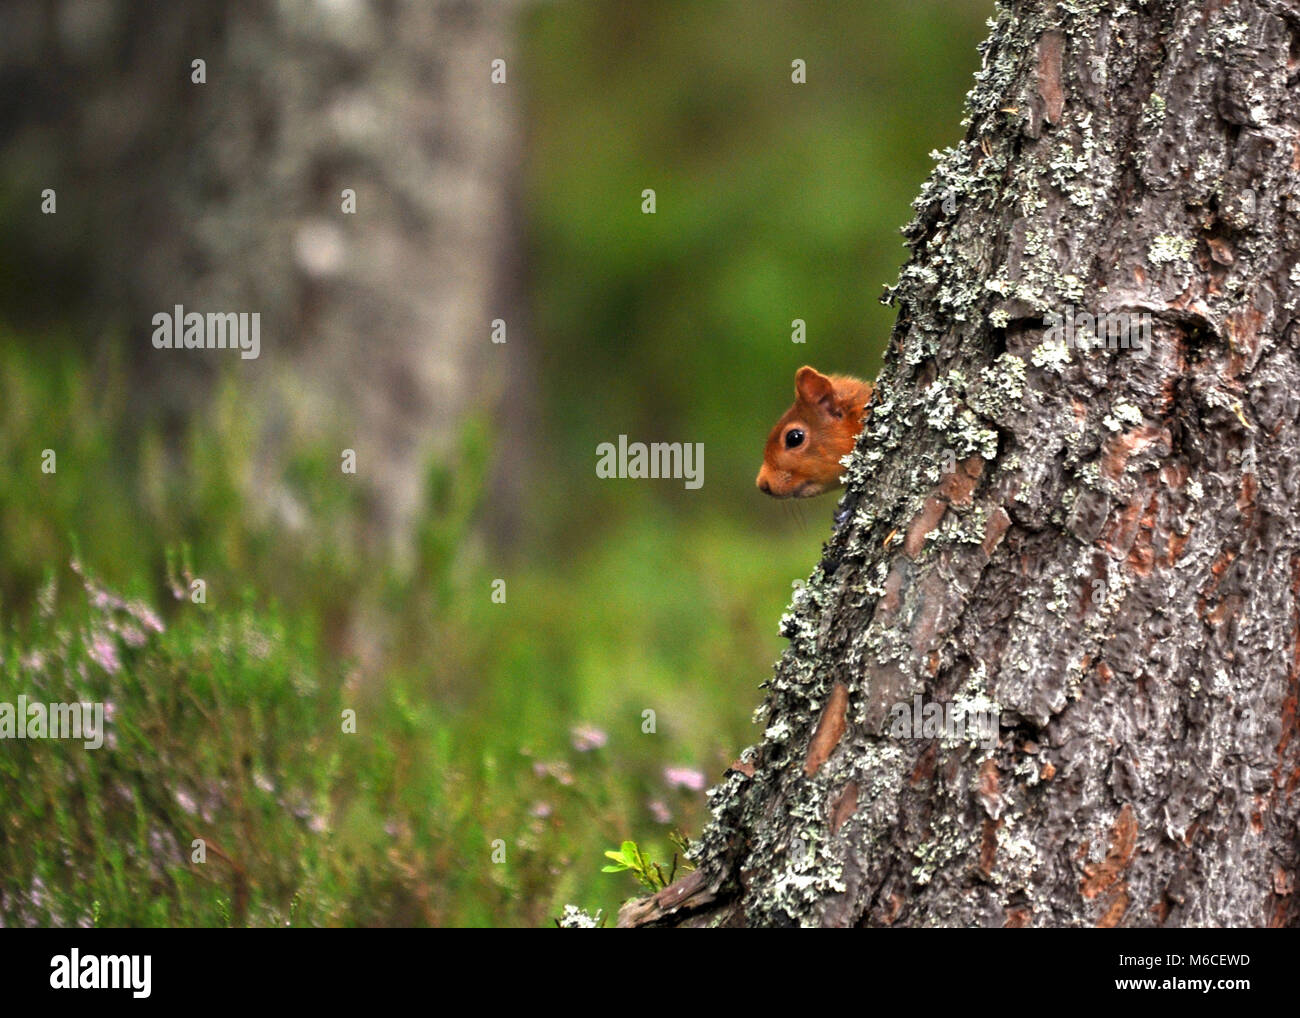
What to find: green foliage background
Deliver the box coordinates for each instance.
[0,1,990,926]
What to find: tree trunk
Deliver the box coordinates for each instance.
[627,0,1300,928]
[0,0,526,563]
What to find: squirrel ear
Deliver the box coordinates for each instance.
[795,366,836,410]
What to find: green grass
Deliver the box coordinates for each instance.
[0,338,822,926]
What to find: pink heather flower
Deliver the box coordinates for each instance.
[29,876,47,908]
[88,584,126,612]
[530,801,554,819]
[174,789,198,815]
[127,601,165,634]
[647,799,672,824]
[532,760,574,785]
[570,724,608,752]
[87,633,120,675]
[119,624,147,648]
[663,766,706,792]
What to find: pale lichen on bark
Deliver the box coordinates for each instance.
[627,0,1300,928]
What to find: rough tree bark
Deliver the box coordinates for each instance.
[625,0,1300,928]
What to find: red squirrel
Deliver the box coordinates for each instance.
[756,366,873,498]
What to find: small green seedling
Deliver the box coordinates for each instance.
[602,837,692,892]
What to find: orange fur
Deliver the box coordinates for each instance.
[756,366,873,499]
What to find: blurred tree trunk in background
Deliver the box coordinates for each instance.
[626,0,1300,927]
[0,0,528,564]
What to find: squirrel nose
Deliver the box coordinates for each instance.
[757,476,772,494]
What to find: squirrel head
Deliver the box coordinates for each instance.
[756,366,873,499]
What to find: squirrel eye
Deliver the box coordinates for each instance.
[785,428,806,449]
